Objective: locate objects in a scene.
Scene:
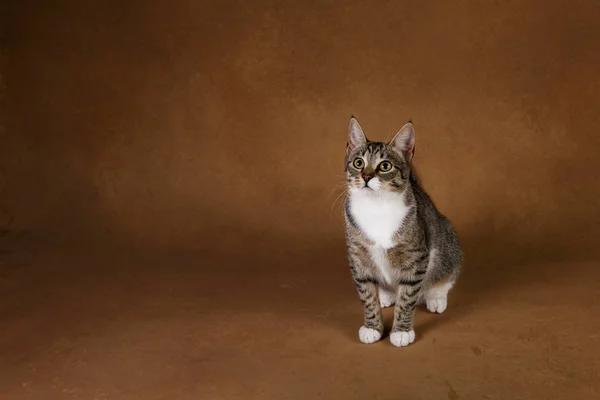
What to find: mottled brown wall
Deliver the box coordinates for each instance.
[2,0,600,256]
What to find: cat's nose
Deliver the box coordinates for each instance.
[363,175,373,182]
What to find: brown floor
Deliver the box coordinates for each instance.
[2,0,600,399]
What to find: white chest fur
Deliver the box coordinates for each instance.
[349,190,411,286]
[349,189,410,249]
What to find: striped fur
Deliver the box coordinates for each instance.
[344,118,463,347]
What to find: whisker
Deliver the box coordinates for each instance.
[328,183,346,191]
[327,182,348,198]
[329,188,348,220]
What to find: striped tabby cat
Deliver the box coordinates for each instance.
[343,117,462,347]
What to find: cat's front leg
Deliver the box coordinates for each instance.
[353,276,384,344]
[347,242,384,344]
[390,263,427,347]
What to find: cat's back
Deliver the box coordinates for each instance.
[411,181,457,238]
[411,181,462,264]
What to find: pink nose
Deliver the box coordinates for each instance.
[363,175,373,182]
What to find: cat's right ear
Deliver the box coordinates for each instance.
[347,117,367,154]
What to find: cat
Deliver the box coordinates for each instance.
[343,117,462,347]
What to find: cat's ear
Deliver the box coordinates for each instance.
[347,117,367,154]
[390,121,416,161]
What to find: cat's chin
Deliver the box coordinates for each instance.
[350,186,374,193]
[349,187,402,198]
[350,186,384,196]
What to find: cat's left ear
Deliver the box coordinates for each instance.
[347,117,367,154]
[390,121,416,161]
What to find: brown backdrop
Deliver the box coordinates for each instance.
[2,1,600,399]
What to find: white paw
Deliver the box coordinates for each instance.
[379,288,396,308]
[358,326,382,344]
[390,330,416,347]
[426,297,448,313]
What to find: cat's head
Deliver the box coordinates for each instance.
[345,117,416,194]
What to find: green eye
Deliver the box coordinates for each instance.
[353,158,364,169]
[379,161,392,172]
